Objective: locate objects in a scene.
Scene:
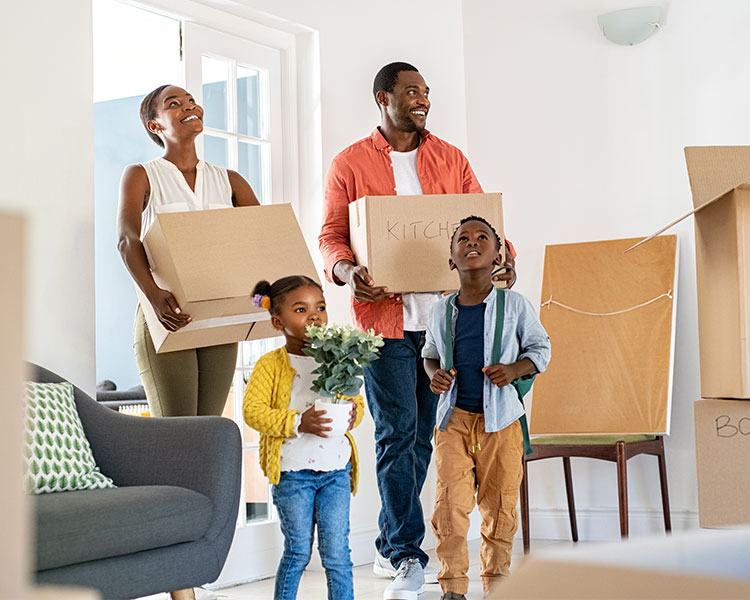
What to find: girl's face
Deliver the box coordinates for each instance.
[147,86,204,145]
[271,285,328,344]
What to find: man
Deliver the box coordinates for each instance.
[319,62,515,600]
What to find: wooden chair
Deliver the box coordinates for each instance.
[519,434,671,554]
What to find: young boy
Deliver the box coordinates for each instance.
[422,215,551,600]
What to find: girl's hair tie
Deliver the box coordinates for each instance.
[252,294,271,310]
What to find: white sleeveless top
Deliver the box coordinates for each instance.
[140,157,233,237]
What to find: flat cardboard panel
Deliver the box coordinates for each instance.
[694,399,750,528]
[348,193,503,293]
[141,204,316,352]
[0,214,29,598]
[530,236,677,435]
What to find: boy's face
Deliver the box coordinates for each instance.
[449,220,502,273]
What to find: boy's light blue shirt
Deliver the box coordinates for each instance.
[422,286,551,433]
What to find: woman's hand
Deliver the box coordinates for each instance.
[430,368,456,394]
[299,406,333,438]
[147,287,192,331]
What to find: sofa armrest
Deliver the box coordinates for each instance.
[83,403,241,537]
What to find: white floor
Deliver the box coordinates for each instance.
[203,539,578,600]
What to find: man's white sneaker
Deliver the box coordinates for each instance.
[383,558,425,600]
[373,551,397,577]
[374,552,438,584]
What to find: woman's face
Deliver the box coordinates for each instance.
[147,86,204,145]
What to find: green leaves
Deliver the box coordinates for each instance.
[304,323,384,402]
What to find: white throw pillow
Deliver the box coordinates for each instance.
[24,381,115,494]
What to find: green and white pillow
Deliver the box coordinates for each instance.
[23,381,115,494]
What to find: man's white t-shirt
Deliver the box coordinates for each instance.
[390,148,442,332]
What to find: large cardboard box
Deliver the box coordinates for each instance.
[630,146,750,398]
[139,204,318,353]
[348,193,504,293]
[498,529,750,599]
[0,214,29,599]
[694,399,750,528]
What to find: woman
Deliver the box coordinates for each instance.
[117,84,258,599]
[118,84,259,419]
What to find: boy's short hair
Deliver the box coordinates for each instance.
[450,215,503,252]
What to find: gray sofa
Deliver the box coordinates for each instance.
[30,364,242,599]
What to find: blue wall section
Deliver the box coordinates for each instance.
[94,95,160,388]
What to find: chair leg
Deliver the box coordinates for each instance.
[616,441,629,538]
[521,456,530,554]
[657,438,672,533]
[562,456,578,542]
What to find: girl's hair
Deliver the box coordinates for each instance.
[449,215,503,252]
[139,84,172,148]
[252,276,322,315]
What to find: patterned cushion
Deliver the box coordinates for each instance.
[24,381,115,494]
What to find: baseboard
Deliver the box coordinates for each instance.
[213,506,698,588]
[517,506,699,542]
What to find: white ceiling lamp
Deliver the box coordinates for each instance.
[598,6,662,46]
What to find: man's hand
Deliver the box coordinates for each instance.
[299,407,333,438]
[482,363,518,388]
[334,260,393,303]
[347,403,358,431]
[147,287,192,331]
[492,250,516,287]
[430,368,456,394]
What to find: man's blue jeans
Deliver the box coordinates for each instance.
[272,466,353,600]
[364,331,438,568]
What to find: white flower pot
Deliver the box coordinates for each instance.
[314,398,352,437]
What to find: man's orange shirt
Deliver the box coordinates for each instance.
[320,127,489,338]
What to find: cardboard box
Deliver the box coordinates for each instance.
[694,399,750,528]
[0,214,29,599]
[498,529,750,599]
[530,236,678,435]
[139,204,318,353]
[628,146,750,398]
[348,193,504,293]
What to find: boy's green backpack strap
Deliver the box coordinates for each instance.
[443,292,458,372]
[494,289,534,456]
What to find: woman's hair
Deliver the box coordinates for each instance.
[139,84,172,148]
[449,215,503,252]
[252,276,322,315]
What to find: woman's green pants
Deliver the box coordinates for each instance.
[133,305,238,417]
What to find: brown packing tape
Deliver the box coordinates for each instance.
[530,236,677,435]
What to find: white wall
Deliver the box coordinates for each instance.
[0,2,95,394]
[462,0,750,538]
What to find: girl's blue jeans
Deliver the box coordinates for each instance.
[272,464,353,600]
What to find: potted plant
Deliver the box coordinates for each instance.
[303,324,384,436]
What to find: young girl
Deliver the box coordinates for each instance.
[243,276,363,600]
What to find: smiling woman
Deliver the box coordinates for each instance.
[116,84,261,597]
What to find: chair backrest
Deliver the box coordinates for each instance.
[26,363,111,434]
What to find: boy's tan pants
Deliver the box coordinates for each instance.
[431,408,523,595]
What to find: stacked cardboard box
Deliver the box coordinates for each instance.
[640,147,750,527]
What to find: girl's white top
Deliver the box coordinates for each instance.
[139,157,233,237]
[280,354,351,473]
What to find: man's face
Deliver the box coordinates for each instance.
[380,71,430,132]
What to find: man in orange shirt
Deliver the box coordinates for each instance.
[319,62,515,600]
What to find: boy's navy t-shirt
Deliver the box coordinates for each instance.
[454,302,485,413]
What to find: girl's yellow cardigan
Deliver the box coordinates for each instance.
[242,346,364,494]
